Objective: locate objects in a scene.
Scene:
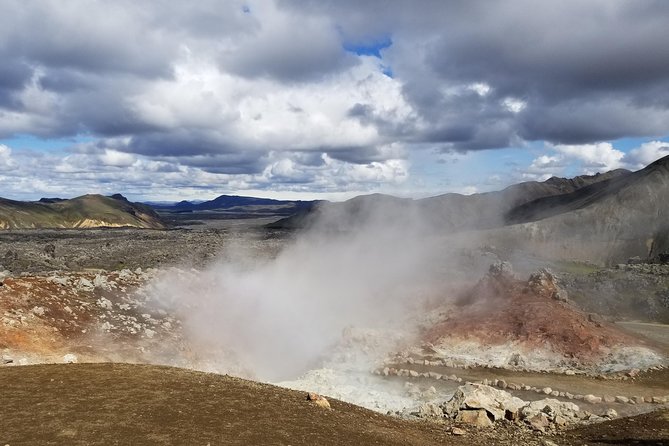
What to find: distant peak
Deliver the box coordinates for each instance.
[647,153,669,169]
[38,197,65,203]
[110,193,129,201]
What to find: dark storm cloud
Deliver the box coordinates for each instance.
[126,131,238,158]
[169,153,266,175]
[0,63,32,108]
[290,0,669,147]
[225,28,358,83]
[325,146,392,164]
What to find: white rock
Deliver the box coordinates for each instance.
[93,274,115,290]
[63,354,78,364]
[77,278,95,292]
[46,275,69,286]
[96,298,113,310]
[583,394,602,404]
[520,398,580,421]
[31,306,46,316]
[444,383,526,421]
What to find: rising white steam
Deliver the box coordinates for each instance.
[146,198,476,381]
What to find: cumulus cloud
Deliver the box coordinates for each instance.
[0,144,16,170]
[0,0,668,198]
[625,141,669,169]
[521,140,669,182]
[552,142,626,172]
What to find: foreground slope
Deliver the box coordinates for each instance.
[0,194,165,230]
[1,363,666,446]
[0,363,447,446]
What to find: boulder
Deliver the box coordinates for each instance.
[455,409,493,428]
[443,383,525,422]
[450,427,466,436]
[77,278,95,292]
[583,394,602,404]
[527,412,551,432]
[414,402,443,418]
[444,385,583,430]
[520,398,580,426]
[96,297,113,310]
[605,409,618,418]
[306,392,331,410]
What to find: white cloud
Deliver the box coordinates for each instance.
[100,149,136,167]
[468,83,491,96]
[0,144,16,170]
[552,142,626,172]
[502,97,526,113]
[624,140,669,169]
[521,140,669,186]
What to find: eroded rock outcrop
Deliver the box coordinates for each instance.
[442,384,584,432]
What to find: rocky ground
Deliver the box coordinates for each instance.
[1,221,668,443]
[559,262,669,323]
[408,263,667,374]
[0,215,288,274]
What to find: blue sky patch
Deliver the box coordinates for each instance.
[343,36,392,58]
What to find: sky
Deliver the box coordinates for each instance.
[1,0,669,202]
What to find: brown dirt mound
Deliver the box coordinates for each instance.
[424,268,649,361]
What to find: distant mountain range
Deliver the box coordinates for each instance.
[151,195,319,217]
[0,194,165,229]
[267,168,630,232]
[2,155,668,265]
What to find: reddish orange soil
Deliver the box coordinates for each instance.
[424,269,649,362]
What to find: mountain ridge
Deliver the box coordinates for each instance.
[0,194,165,230]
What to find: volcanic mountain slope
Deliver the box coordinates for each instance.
[493,155,669,263]
[269,168,629,232]
[0,194,165,229]
[271,156,669,264]
[414,263,665,373]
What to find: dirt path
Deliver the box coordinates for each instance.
[386,363,669,417]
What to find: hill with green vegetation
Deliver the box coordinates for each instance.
[0,194,165,230]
